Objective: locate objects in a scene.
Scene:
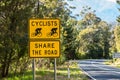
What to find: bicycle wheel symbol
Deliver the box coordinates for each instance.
[47,28,58,37]
[47,32,58,37]
[31,28,42,37]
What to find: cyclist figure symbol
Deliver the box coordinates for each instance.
[47,28,58,37]
[31,28,42,37]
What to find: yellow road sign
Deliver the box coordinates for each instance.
[29,19,60,39]
[29,40,60,58]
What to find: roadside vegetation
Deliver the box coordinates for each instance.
[105,59,120,68]
[1,62,88,80]
[1,0,120,79]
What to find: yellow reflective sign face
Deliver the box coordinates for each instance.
[29,41,60,58]
[29,19,60,39]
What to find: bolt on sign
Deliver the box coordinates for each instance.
[29,19,60,39]
[29,40,60,58]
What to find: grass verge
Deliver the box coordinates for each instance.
[104,59,120,68]
[1,62,88,80]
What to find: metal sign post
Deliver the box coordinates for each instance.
[32,58,36,80]
[68,61,70,79]
[54,58,57,80]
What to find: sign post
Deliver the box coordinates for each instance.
[29,19,60,80]
[67,61,70,79]
[54,58,57,80]
[32,59,35,80]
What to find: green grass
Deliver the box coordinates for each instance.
[1,62,88,80]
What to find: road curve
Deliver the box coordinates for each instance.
[78,59,120,80]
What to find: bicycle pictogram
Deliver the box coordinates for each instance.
[47,28,58,37]
[31,28,42,37]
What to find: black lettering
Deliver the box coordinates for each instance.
[35,43,38,48]
[32,50,41,55]
[43,44,46,48]
[47,21,50,26]
[36,22,39,26]
[35,43,42,48]
[47,43,50,48]
[43,21,47,26]
[50,21,53,26]
[31,20,58,27]
[39,21,43,26]
[54,50,57,54]
[38,21,57,26]
[35,43,55,48]
[54,21,57,26]
[44,50,47,55]
[38,43,43,48]
[31,21,35,26]
[52,43,55,48]
[48,50,50,55]
[44,50,57,55]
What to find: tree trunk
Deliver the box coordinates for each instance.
[5,62,10,76]
[1,52,8,77]
[14,59,19,76]
[1,63,6,77]
[5,50,12,76]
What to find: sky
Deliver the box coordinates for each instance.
[66,0,120,23]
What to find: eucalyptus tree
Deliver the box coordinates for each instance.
[76,6,111,59]
[0,0,35,77]
[115,0,120,52]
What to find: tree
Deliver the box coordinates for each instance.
[63,18,78,60]
[114,26,120,52]
[114,0,120,52]
[76,7,111,59]
[35,0,78,61]
[0,0,35,77]
[98,21,111,58]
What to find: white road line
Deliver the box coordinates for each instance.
[91,61,120,74]
[78,64,96,80]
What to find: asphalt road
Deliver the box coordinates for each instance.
[78,59,120,80]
